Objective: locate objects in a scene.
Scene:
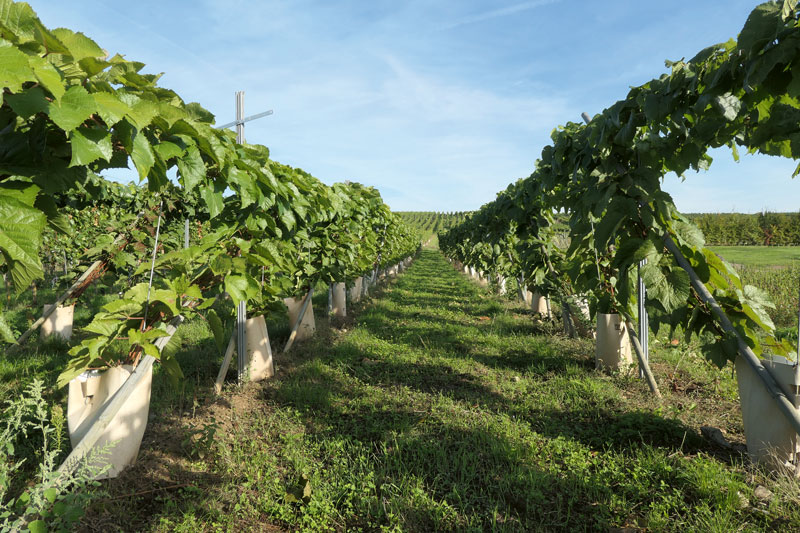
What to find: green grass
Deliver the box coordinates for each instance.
[4,248,800,531]
[68,248,800,531]
[706,247,799,330]
[709,246,800,266]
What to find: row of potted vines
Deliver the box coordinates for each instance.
[0,0,420,478]
[440,0,800,466]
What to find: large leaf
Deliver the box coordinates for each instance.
[51,27,105,61]
[0,194,46,293]
[176,144,205,191]
[0,43,35,92]
[200,187,223,218]
[69,126,113,167]
[207,308,225,351]
[47,85,95,131]
[31,56,64,101]
[93,91,130,127]
[712,93,742,121]
[0,311,16,343]
[225,274,260,307]
[4,85,48,118]
[737,2,782,56]
[130,130,155,180]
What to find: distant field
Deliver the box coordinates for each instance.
[708,246,800,266]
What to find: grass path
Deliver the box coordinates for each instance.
[89,248,800,532]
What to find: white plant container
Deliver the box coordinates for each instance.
[331,282,347,317]
[576,297,591,320]
[67,364,152,479]
[519,288,533,306]
[349,277,363,303]
[497,276,506,295]
[735,355,800,466]
[284,293,316,341]
[41,303,75,341]
[246,315,274,381]
[595,313,633,371]
[531,291,550,317]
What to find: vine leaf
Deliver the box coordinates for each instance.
[176,144,205,192]
[131,130,155,180]
[712,93,742,121]
[737,2,782,56]
[47,85,95,131]
[69,127,113,167]
[0,44,35,92]
[4,86,48,119]
[31,58,64,101]
[225,275,260,307]
[0,194,46,293]
[207,309,225,352]
[51,27,105,61]
[93,92,131,127]
[0,311,15,343]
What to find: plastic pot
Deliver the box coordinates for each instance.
[331,282,346,317]
[349,277,363,303]
[595,313,633,371]
[735,355,800,466]
[41,303,75,341]
[284,293,316,341]
[67,364,152,479]
[531,291,550,317]
[246,315,274,381]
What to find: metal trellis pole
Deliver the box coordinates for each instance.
[235,91,247,383]
[638,259,649,378]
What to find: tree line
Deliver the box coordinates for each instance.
[686,212,800,246]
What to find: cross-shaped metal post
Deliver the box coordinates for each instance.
[218,91,273,384]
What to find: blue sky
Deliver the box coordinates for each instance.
[29,0,800,213]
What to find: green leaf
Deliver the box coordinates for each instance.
[31,57,64,101]
[153,141,184,162]
[0,0,38,43]
[225,275,259,307]
[230,167,259,208]
[126,98,158,130]
[738,2,782,55]
[782,0,798,20]
[0,43,35,92]
[0,312,16,344]
[712,93,742,121]
[47,85,95,131]
[43,487,58,503]
[4,86,48,118]
[34,194,71,235]
[102,299,142,316]
[0,194,46,293]
[642,264,691,313]
[69,127,113,167]
[200,187,223,219]
[207,309,224,351]
[51,27,105,61]
[130,131,155,180]
[159,348,185,389]
[92,92,130,127]
[27,519,47,533]
[176,145,205,191]
[701,332,739,368]
[184,102,215,124]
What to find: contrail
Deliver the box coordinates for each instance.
[441,0,563,30]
